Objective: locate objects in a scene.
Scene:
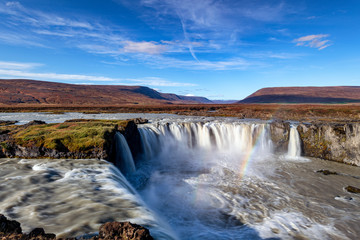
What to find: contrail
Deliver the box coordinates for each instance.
[177,11,199,62]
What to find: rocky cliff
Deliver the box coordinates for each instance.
[0,119,144,164]
[270,120,360,166]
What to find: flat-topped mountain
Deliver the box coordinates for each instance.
[239,86,360,104]
[0,79,212,105]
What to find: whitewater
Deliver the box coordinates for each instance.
[1,113,360,239]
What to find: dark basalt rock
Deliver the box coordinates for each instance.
[23,120,47,127]
[345,186,360,193]
[98,222,153,240]
[0,120,18,126]
[133,118,149,124]
[0,214,22,234]
[0,214,153,240]
[28,228,56,239]
[122,120,142,160]
[269,120,290,153]
[316,169,338,175]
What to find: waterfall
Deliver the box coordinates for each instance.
[138,121,273,164]
[115,132,136,175]
[287,125,302,158]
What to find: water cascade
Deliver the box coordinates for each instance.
[287,125,302,158]
[1,114,358,239]
[139,121,273,161]
[115,132,136,175]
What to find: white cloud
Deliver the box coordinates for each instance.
[123,41,167,54]
[0,61,196,86]
[124,77,197,86]
[138,54,262,70]
[0,69,116,81]
[293,34,331,50]
[0,61,42,70]
[3,1,93,29]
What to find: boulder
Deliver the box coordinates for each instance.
[28,227,56,239]
[345,186,360,193]
[0,214,22,234]
[98,222,153,240]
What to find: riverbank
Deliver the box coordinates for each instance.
[1,103,360,122]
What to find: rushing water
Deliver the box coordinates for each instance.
[134,121,360,240]
[287,125,302,159]
[115,132,136,176]
[1,115,360,239]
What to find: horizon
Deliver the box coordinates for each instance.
[0,0,359,100]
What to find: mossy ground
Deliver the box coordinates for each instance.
[0,119,129,153]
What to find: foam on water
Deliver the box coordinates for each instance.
[0,158,176,239]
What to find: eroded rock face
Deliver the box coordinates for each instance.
[122,121,142,160]
[0,119,142,162]
[297,123,360,166]
[269,120,290,153]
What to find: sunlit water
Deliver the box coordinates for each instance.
[0,114,360,239]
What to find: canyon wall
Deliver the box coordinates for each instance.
[270,121,360,166]
[1,118,360,167]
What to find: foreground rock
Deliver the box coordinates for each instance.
[345,186,360,194]
[97,222,153,240]
[316,169,338,175]
[0,214,153,240]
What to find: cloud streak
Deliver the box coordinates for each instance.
[0,60,195,86]
[293,34,331,50]
[123,41,167,54]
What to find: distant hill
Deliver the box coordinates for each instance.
[238,86,360,104]
[0,79,212,105]
[211,100,238,104]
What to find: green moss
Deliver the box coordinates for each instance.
[10,119,129,152]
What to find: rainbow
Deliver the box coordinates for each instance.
[238,124,268,180]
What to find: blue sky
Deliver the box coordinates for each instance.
[0,0,359,100]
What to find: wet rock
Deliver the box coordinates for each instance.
[0,120,18,126]
[98,222,153,240]
[345,186,360,193]
[133,118,148,124]
[269,120,290,153]
[0,214,22,234]
[23,120,47,127]
[28,227,56,239]
[316,169,338,175]
[0,215,154,240]
[122,121,142,160]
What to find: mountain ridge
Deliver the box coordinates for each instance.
[0,79,212,105]
[239,86,360,104]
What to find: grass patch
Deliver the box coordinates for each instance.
[5,119,129,152]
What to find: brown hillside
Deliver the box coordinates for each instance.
[239,86,360,103]
[0,79,211,105]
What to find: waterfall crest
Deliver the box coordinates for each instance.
[287,125,302,158]
[115,132,136,175]
[138,121,273,169]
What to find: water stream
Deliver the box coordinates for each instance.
[1,115,360,239]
